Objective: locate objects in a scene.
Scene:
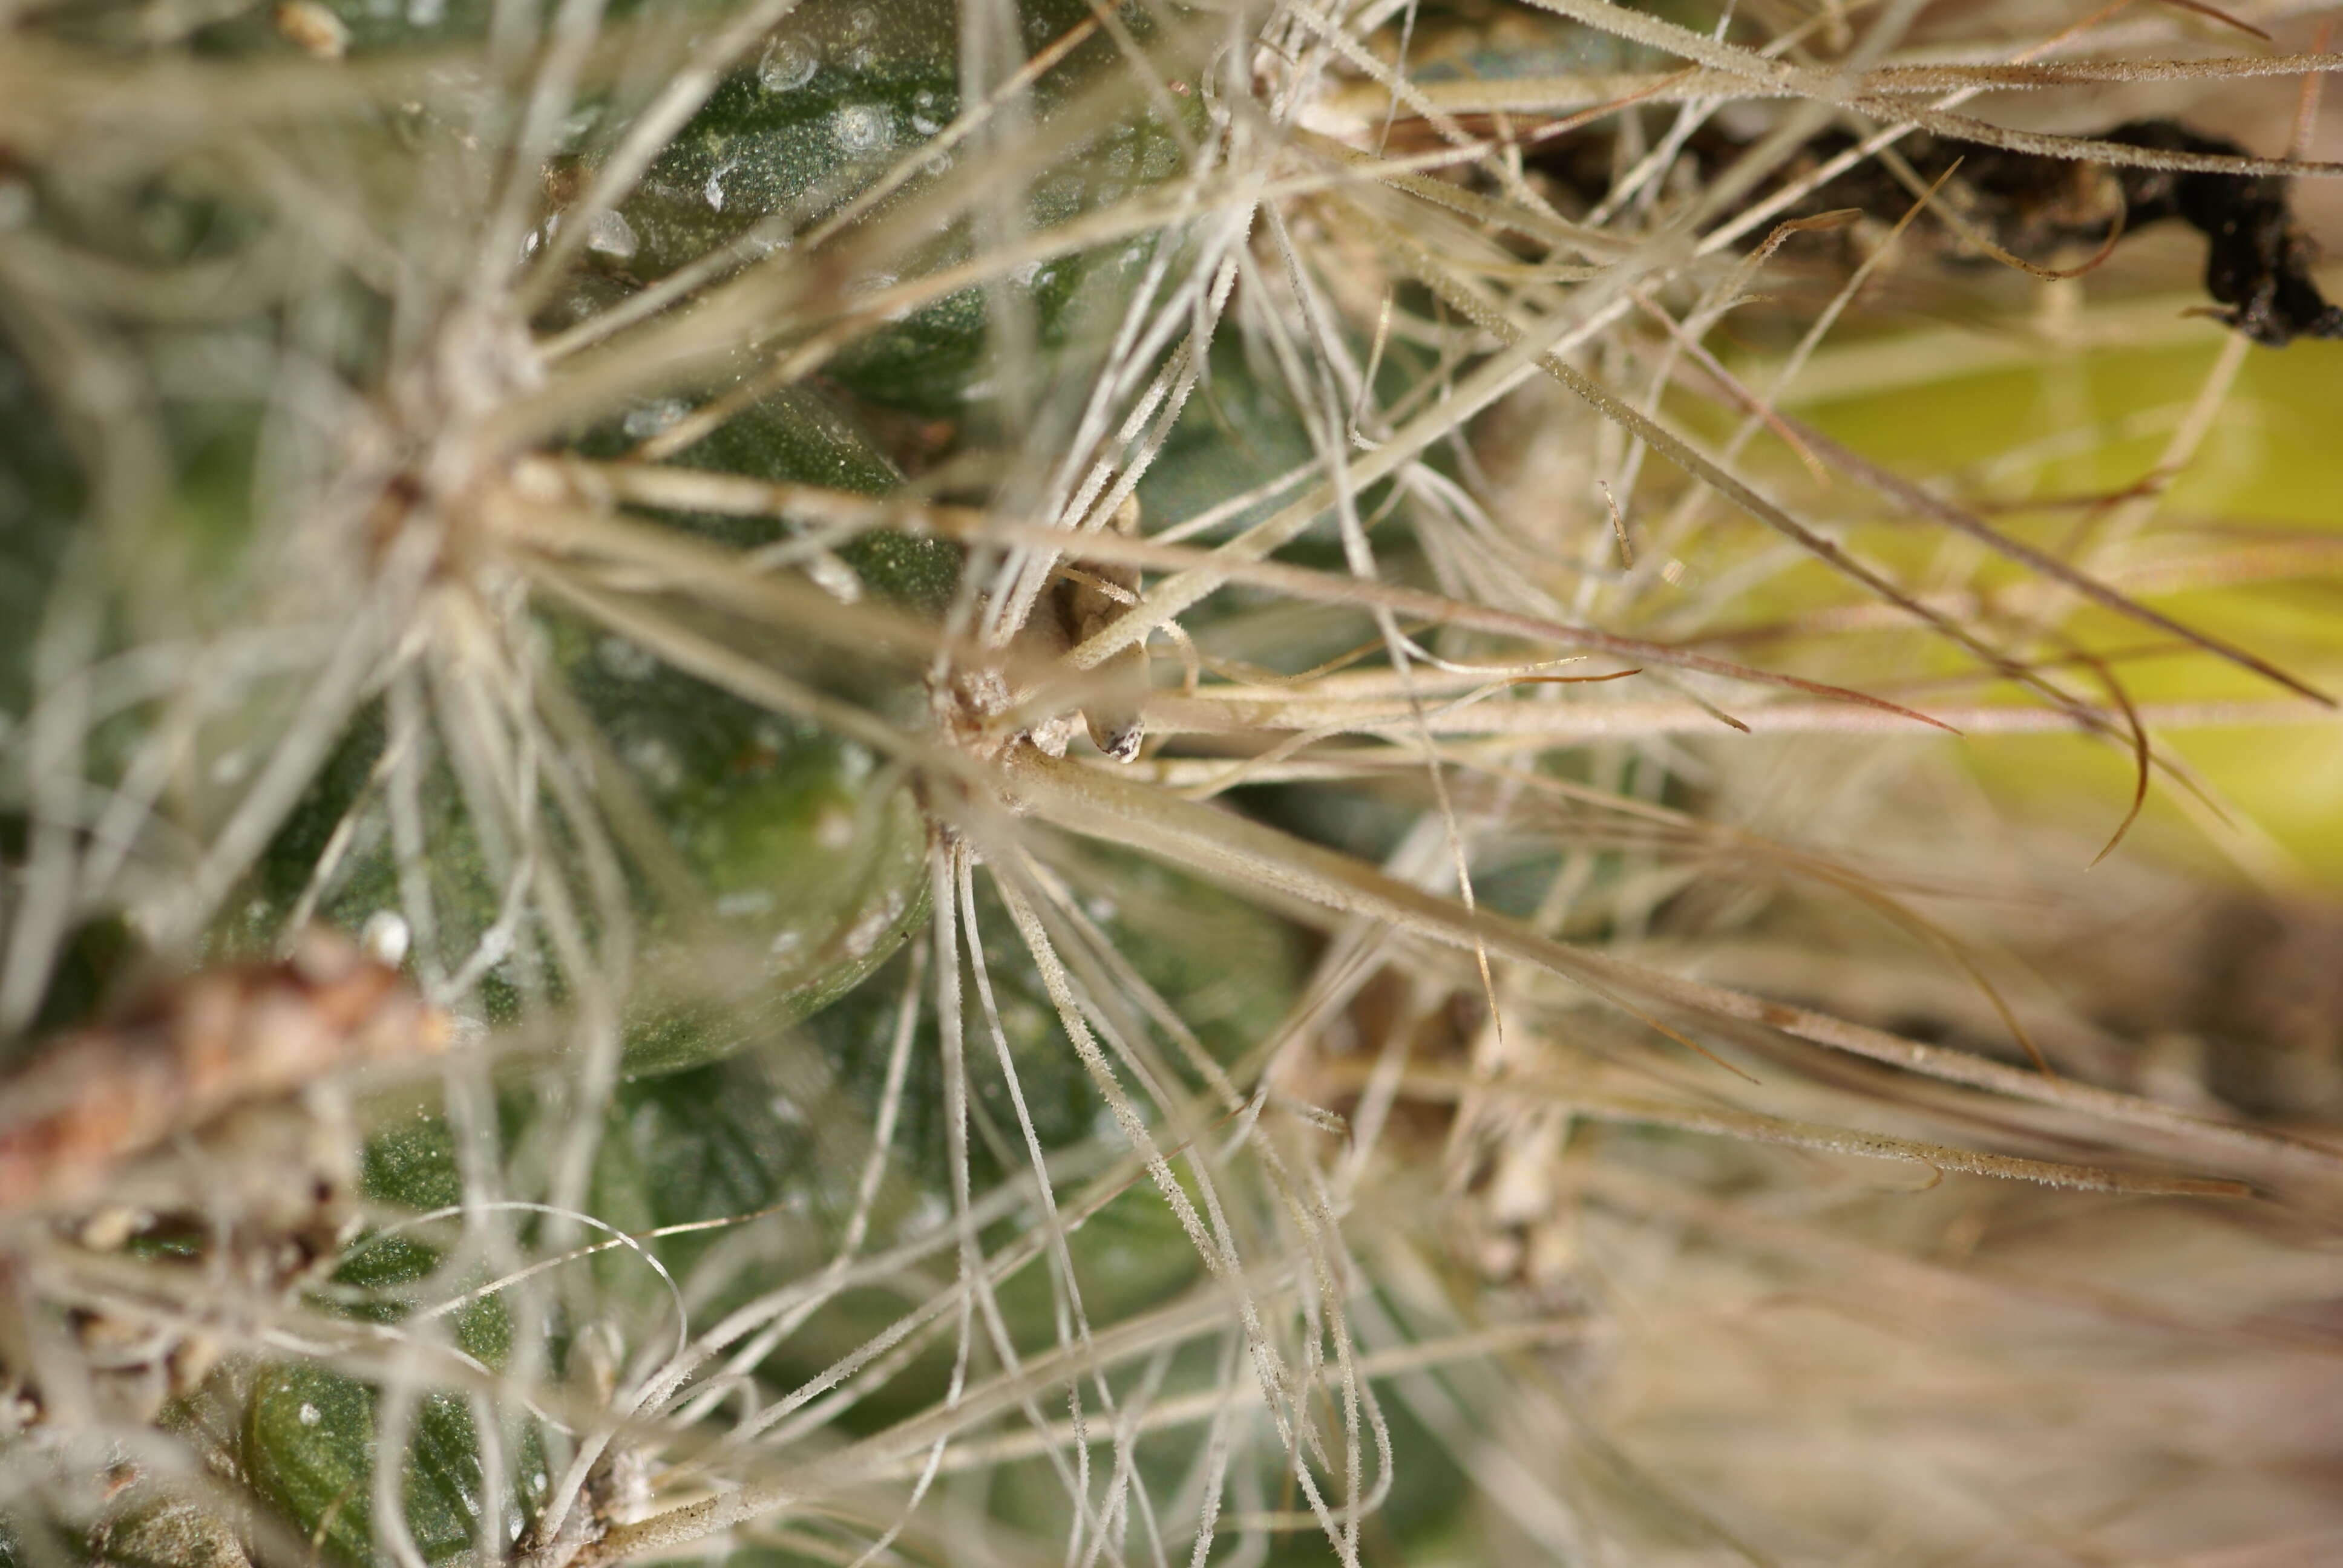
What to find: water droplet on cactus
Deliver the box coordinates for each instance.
[756,34,817,93]
[831,103,893,154]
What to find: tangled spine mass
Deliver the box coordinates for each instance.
[4,2,2343,1567]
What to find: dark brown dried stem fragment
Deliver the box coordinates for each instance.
[1529,117,2343,346]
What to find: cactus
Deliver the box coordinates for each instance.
[5,3,2343,1567]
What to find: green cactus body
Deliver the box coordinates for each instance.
[244,1362,549,1568]
[16,2,2343,1567]
[229,372,938,1074]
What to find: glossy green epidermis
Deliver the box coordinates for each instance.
[646,381,962,618]
[592,0,1194,418]
[549,606,932,1074]
[559,371,947,1074]
[329,843,1307,1471]
[338,845,1304,1443]
[243,1360,551,1568]
[232,1114,562,1567]
[808,846,1305,1194]
[226,617,932,1075]
[1135,329,1328,541]
[226,365,947,1075]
